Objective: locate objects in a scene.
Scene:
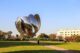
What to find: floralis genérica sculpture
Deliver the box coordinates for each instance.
[15,14,41,40]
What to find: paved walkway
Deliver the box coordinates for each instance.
[45,45,67,50]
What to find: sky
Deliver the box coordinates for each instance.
[0,0,80,35]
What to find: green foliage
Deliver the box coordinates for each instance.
[37,33,49,39]
[0,30,12,40]
[49,34,56,41]
[57,36,63,41]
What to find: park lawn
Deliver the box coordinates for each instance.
[0,45,51,53]
[55,42,80,50]
[0,41,62,53]
[1,41,80,53]
[40,41,80,50]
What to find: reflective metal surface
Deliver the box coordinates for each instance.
[15,14,41,38]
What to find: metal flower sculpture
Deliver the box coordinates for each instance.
[15,14,41,39]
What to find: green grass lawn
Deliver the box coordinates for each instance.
[55,42,80,50]
[0,41,62,53]
[0,41,80,53]
[40,41,80,50]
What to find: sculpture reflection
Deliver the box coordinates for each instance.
[15,14,41,40]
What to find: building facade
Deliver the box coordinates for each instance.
[57,29,80,38]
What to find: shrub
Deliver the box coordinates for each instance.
[65,35,80,42]
[65,36,72,42]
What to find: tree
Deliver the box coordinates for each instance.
[7,31,12,39]
[65,36,71,42]
[0,30,4,39]
[37,33,48,44]
[0,30,13,40]
[37,33,49,39]
[16,34,19,38]
[75,35,80,42]
[58,36,63,41]
[65,35,80,42]
[49,34,56,40]
[0,30,7,40]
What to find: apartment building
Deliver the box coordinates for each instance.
[57,29,80,38]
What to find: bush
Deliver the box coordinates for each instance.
[65,35,80,42]
[65,36,72,42]
[39,38,50,41]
